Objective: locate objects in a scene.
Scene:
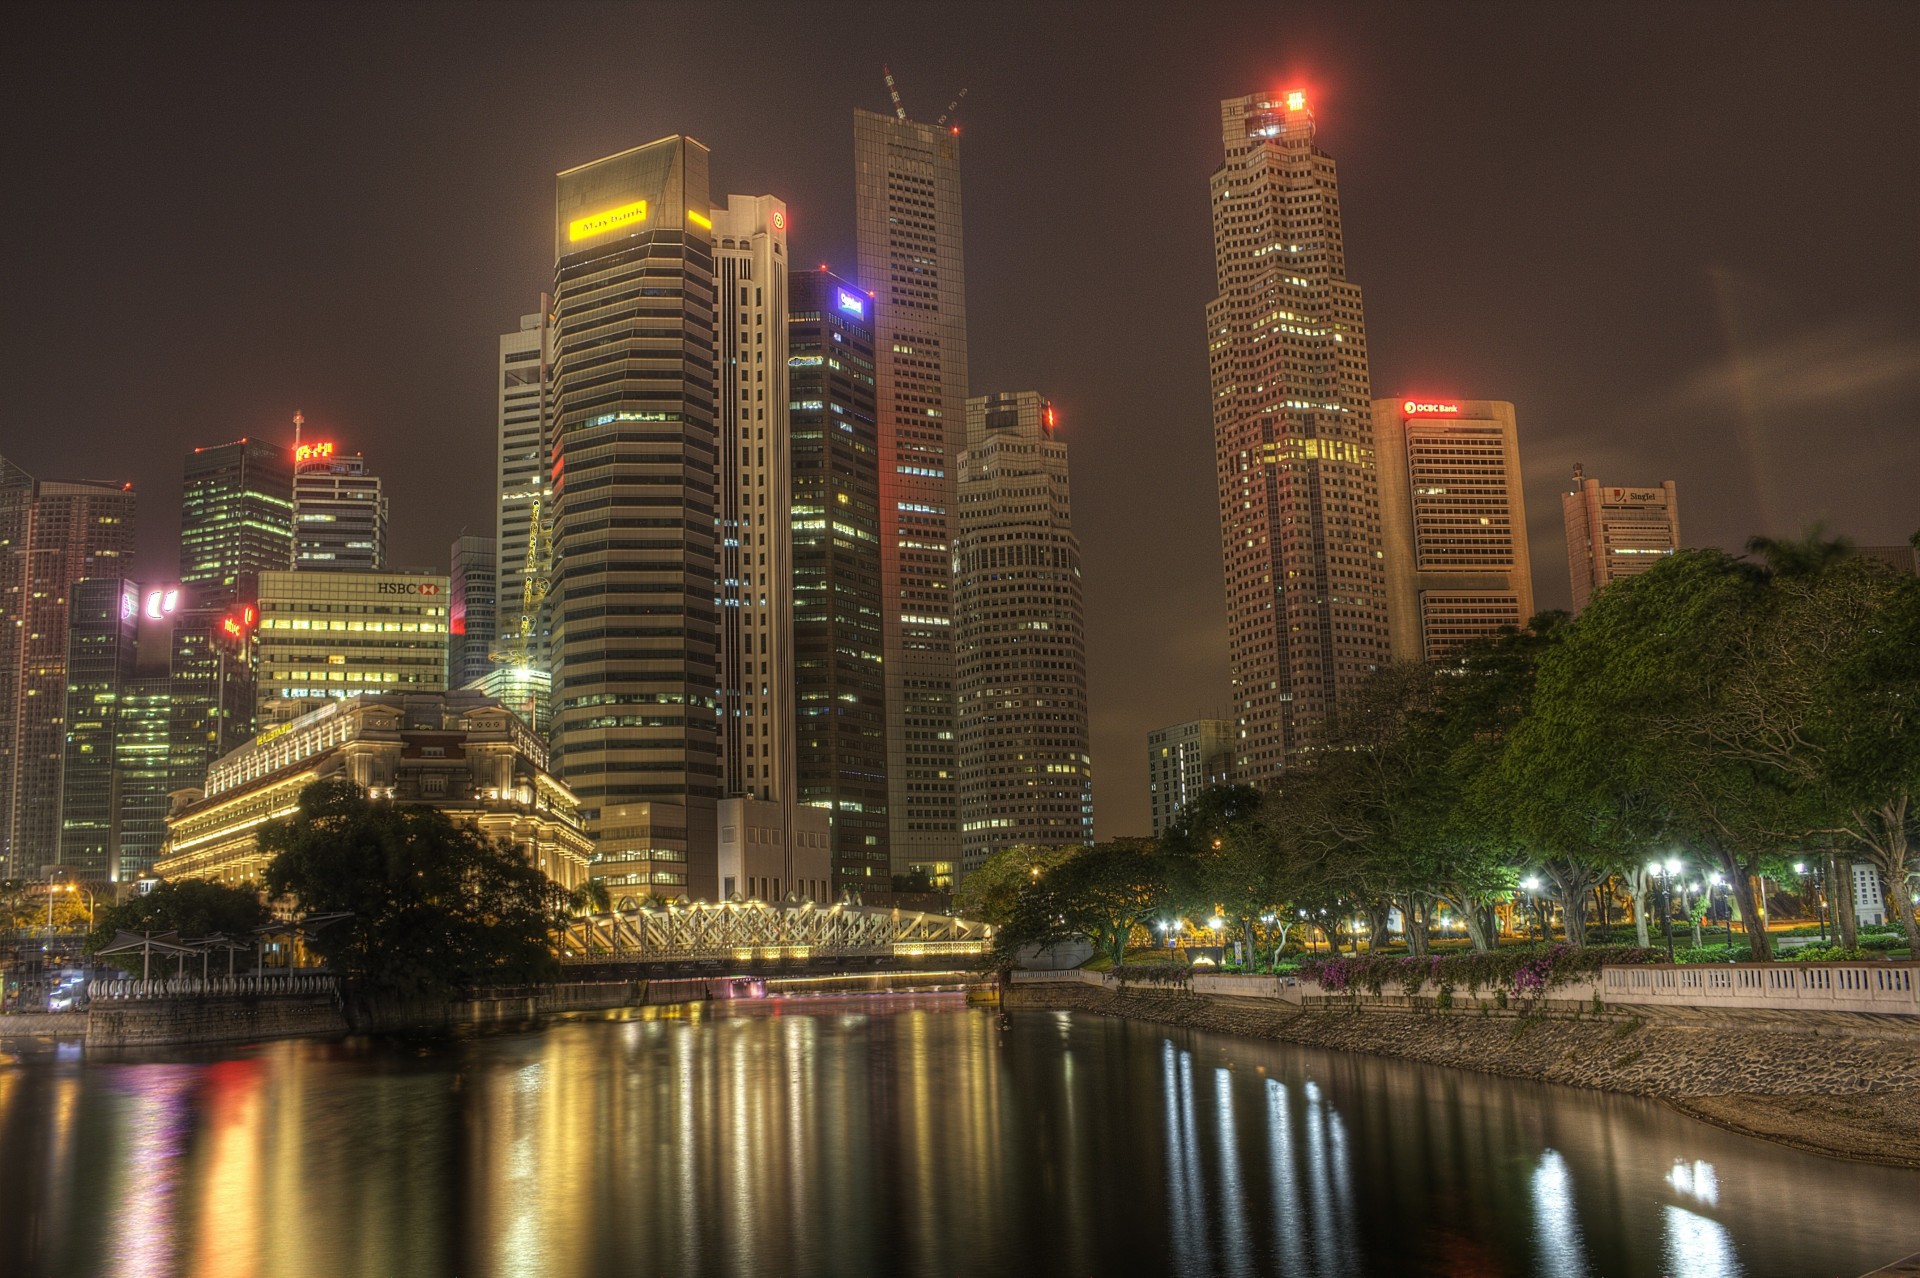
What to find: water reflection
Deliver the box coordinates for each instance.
[0,1000,1915,1277]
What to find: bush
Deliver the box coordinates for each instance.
[1300,943,1661,998]
[1859,932,1901,951]
[1784,944,1880,962]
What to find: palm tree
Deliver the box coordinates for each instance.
[1745,525,1854,579]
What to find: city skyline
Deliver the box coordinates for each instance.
[5,4,1916,838]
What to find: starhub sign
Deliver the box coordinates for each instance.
[836,287,866,320]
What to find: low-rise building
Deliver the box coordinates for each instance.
[155,690,590,890]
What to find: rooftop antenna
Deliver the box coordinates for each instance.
[883,64,908,121]
[293,410,304,453]
[936,86,969,129]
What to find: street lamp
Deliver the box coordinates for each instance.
[1522,877,1543,943]
[1648,861,1677,962]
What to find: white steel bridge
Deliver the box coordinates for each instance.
[559,900,993,966]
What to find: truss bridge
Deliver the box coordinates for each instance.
[560,900,993,970]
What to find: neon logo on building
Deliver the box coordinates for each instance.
[772,209,787,232]
[220,603,257,640]
[1286,91,1306,111]
[144,587,180,620]
[1403,400,1461,416]
[567,199,648,242]
[836,288,865,319]
[295,441,335,462]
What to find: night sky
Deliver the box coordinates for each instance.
[5,2,1916,838]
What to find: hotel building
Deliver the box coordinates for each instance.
[155,690,591,890]
[1562,472,1680,612]
[953,392,1093,878]
[854,104,969,884]
[292,442,387,572]
[1207,90,1386,780]
[1373,398,1534,660]
[253,569,449,720]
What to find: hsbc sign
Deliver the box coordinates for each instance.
[377,581,442,596]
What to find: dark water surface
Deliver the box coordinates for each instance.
[1,995,1913,1277]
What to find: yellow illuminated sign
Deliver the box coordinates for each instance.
[568,199,649,242]
[686,209,712,230]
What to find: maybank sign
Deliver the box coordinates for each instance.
[568,199,649,242]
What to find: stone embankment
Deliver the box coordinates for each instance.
[1005,978,1920,1167]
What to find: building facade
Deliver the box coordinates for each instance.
[854,105,970,885]
[0,464,136,877]
[1147,718,1235,838]
[1562,472,1680,612]
[155,691,591,891]
[548,135,721,899]
[449,533,498,689]
[254,569,449,720]
[293,442,387,572]
[1207,90,1387,781]
[57,580,255,884]
[496,305,554,673]
[953,392,1093,878]
[179,438,293,594]
[788,269,890,901]
[1373,398,1534,660]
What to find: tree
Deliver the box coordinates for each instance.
[84,879,269,955]
[261,778,575,996]
[956,844,1079,928]
[1160,784,1264,856]
[1048,840,1186,967]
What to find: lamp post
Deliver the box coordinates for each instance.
[1648,861,1677,962]
[1522,877,1542,944]
[1208,915,1224,964]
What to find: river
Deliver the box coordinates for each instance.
[0,995,1913,1276]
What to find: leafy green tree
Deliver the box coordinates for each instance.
[261,778,574,995]
[955,844,1079,927]
[1161,784,1264,856]
[1048,840,1187,967]
[85,880,268,954]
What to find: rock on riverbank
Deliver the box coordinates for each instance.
[1006,980,1920,1168]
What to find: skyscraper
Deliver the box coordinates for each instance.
[1562,472,1680,612]
[548,136,720,899]
[179,438,293,594]
[1373,398,1535,660]
[710,194,795,806]
[293,441,388,571]
[0,465,136,876]
[1146,718,1235,837]
[854,103,969,884]
[788,268,890,901]
[495,305,554,671]
[449,533,497,689]
[953,392,1092,877]
[1207,90,1387,779]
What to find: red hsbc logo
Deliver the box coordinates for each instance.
[377,581,441,596]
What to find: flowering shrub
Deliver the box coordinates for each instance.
[1301,944,1662,998]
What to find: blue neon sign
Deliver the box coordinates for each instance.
[836,288,866,319]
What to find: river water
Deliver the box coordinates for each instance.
[0,995,1913,1277]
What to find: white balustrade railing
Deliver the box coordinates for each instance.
[1600,962,1917,1015]
[87,975,337,1001]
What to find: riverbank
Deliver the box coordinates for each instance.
[1004,979,1920,1168]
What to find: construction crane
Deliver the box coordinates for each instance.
[493,493,548,672]
[883,64,907,121]
[936,87,969,128]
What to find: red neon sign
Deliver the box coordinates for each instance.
[771,209,787,232]
[1402,400,1460,416]
[295,441,336,462]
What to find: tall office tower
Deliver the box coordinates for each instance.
[293,441,388,571]
[0,472,135,877]
[710,194,795,803]
[496,305,554,669]
[167,587,255,793]
[1207,90,1387,780]
[253,569,449,720]
[1146,718,1235,837]
[953,392,1093,878]
[854,103,969,885]
[1561,472,1680,612]
[180,438,293,593]
[1372,398,1535,661]
[449,534,497,688]
[788,269,890,901]
[549,136,721,899]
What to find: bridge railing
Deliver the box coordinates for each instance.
[88,975,338,1001]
